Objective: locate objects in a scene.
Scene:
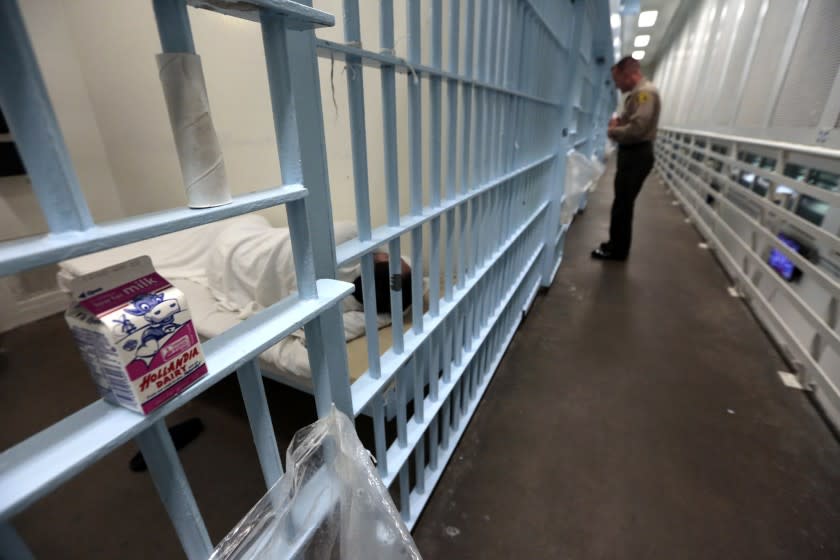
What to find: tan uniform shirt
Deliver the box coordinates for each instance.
[609,78,660,145]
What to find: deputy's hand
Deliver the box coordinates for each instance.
[608,116,619,129]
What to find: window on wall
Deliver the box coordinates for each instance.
[784,163,808,182]
[795,196,830,226]
[806,169,839,192]
[706,144,727,173]
[734,151,777,196]
[783,163,838,226]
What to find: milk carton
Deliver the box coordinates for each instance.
[65,256,207,414]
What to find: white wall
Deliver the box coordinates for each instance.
[11,0,431,230]
[3,0,456,328]
[3,0,124,243]
[651,0,840,147]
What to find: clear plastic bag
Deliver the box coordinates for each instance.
[561,150,605,225]
[209,407,421,560]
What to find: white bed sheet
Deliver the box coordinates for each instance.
[173,277,314,385]
[57,215,317,385]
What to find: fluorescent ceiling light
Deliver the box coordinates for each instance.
[634,35,650,47]
[611,13,621,28]
[632,50,646,60]
[614,37,621,47]
[638,10,658,27]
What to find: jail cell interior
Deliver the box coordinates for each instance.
[0,0,615,557]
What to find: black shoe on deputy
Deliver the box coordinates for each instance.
[591,246,627,261]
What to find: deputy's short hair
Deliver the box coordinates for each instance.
[613,56,640,72]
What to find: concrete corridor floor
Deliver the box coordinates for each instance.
[411,162,840,558]
[3,160,840,559]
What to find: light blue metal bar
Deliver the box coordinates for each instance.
[443,1,460,304]
[396,362,409,447]
[429,0,443,206]
[414,438,426,495]
[372,396,388,477]
[414,346,425,425]
[441,394,452,450]
[298,316,334,416]
[187,0,334,28]
[430,217,441,316]
[540,0,584,286]
[407,0,422,215]
[411,228,424,332]
[387,238,405,353]
[153,0,196,53]
[135,420,212,559]
[237,359,283,488]
[477,0,490,81]
[406,0,424,334]
[379,0,400,228]
[451,370,463,430]
[0,523,33,560]
[444,210,455,301]
[351,197,550,416]
[488,0,501,84]
[399,464,411,521]
[427,0,443,317]
[0,0,93,237]
[360,253,382,378]
[274,6,356,418]
[0,279,351,520]
[261,14,319,302]
[428,417,440,471]
[334,151,555,265]
[468,199,480,281]
[429,91,441,207]
[455,211,469,329]
[0,184,307,277]
[456,0,476,298]
[341,0,373,239]
[497,0,511,86]
[464,0,477,78]
[428,331,440,401]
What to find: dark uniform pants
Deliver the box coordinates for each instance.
[609,141,654,257]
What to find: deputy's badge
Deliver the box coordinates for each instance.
[637,91,650,104]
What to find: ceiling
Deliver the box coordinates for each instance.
[609,0,691,72]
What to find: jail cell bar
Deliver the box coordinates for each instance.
[0,1,355,559]
[0,0,615,555]
[322,0,613,529]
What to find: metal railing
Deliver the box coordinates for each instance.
[655,126,840,429]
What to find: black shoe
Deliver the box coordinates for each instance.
[591,247,627,261]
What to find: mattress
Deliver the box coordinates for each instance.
[173,277,392,384]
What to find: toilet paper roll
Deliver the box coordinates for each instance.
[157,52,232,208]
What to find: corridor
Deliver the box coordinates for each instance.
[412,161,840,559]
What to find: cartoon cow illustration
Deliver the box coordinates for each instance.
[120,292,182,363]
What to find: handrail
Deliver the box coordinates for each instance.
[661,126,840,160]
[659,137,840,256]
[657,143,840,298]
[668,136,840,207]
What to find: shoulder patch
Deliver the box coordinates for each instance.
[637,91,650,104]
